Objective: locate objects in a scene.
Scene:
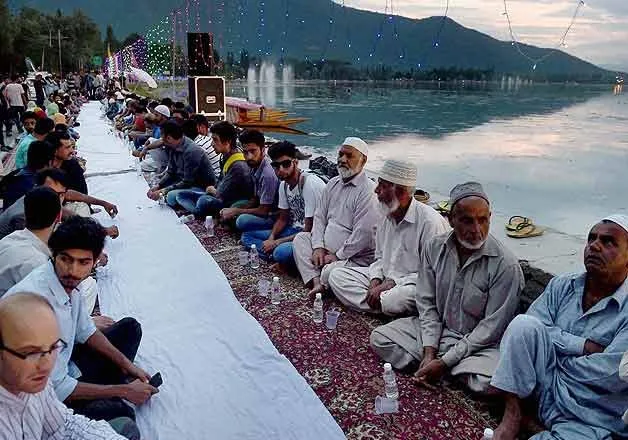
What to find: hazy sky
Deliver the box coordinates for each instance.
[345,0,628,70]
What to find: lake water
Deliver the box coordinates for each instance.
[225,81,628,240]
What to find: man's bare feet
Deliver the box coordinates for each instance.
[308,281,326,300]
[494,393,522,440]
[270,263,287,274]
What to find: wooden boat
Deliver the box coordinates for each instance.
[225,97,308,135]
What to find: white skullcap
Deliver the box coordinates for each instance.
[379,159,417,187]
[342,137,368,157]
[602,214,628,235]
[154,105,171,118]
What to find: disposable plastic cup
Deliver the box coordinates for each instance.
[374,396,399,414]
[238,251,249,266]
[325,310,340,330]
[258,279,270,297]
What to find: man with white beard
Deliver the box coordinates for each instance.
[328,159,449,315]
[293,137,379,298]
[370,182,524,393]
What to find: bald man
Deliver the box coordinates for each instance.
[491,215,628,440]
[293,137,380,297]
[0,292,138,439]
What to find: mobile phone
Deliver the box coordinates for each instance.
[149,372,163,388]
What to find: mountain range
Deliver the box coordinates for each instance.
[9,0,615,78]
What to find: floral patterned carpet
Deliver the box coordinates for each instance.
[186,220,495,440]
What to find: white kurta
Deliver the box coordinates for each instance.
[293,171,379,285]
[329,199,450,314]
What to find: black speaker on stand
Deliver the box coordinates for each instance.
[186,33,224,120]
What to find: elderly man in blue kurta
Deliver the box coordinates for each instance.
[491,214,628,440]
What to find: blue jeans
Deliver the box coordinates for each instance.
[240,226,302,265]
[170,188,206,213]
[196,195,226,217]
[235,214,276,232]
[166,188,205,210]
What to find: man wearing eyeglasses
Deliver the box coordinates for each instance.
[240,141,326,271]
[0,293,138,439]
[5,216,158,423]
[219,129,279,228]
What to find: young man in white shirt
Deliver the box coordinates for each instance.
[0,292,138,439]
[3,75,27,134]
[241,141,325,271]
[192,113,221,178]
[5,216,158,423]
[0,186,61,297]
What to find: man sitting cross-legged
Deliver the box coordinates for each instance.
[328,159,449,315]
[178,121,253,218]
[370,182,524,392]
[0,187,61,297]
[293,137,380,297]
[146,121,216,209]
[219,129,280,230]
[5,216,158,423]
[0,293,139,439]
[491,214,628,440]
[241,141,326,271]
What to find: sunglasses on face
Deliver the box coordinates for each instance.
[271,159,294,169]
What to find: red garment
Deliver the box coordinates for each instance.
[134,115,146,132]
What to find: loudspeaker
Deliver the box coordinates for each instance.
[187,33,214,76]
[188,76,226,120]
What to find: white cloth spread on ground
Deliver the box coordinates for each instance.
[79,103,344,439]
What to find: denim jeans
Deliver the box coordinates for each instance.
[240,226,302,265]
[235,213,276,232]
[167,188,205,211]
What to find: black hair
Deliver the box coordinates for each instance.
[34,118,55,136]
[54,123,69,132]
[139,98,149,107]
[26,141,55,171]
[21,111,38,122]
[173,109,189,120]
[191,114,209,128]
[36,167,69,188]
[181,119,198,139]
[160,97,174,108]
[44,130,71,149]
[238,129,266,149]
[174,101,186,109]
[135,106,147,114]
[24,186,61,230]
[48,216,107,260]
[268,141,297,160]
[148,101,158,110]
[161,120,184,140]
[209,121,238,148]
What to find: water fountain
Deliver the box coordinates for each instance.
[247,66,258,102]
[282,64,295,105]
[246,61,295,106]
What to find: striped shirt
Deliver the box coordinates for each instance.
[195,134,222,180]
[0,382,125,439]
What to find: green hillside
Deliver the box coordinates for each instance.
[9,0,612,78]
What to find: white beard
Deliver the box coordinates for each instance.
[457,237,487,250]
[337,165,359,180]
[378,197,400,216]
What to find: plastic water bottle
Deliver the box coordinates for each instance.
[383,363,399,400]
[271,276,281,305]
[249,244,260,269]
[178,214,195,224]
[313,293,323,323]
[204,216,215,237]
[135,158,142,176]
[482,428,494,440]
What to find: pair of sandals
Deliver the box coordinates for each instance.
[506,216,544,239]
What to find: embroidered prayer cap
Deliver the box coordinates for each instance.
[602,214,628,236]
[449,181,490,209]
[379,159,417,188]
[342,137,368,157]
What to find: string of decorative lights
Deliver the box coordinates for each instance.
[280,0,290,64]
[320,0,337,63]
[503,0,585,70]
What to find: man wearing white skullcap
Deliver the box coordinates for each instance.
[293,137,379,297]
[491,215,628,440]
[370,181,524,394]
[328,159,449,315]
